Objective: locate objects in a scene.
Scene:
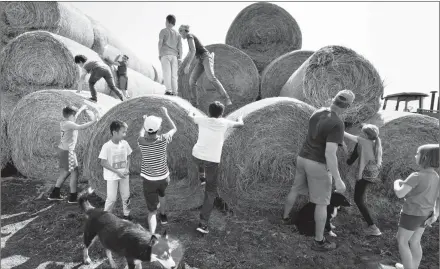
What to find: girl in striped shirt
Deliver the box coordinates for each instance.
[138,106,177,235]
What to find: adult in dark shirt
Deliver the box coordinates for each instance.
[283,90,355,251]
[178,24,232,108]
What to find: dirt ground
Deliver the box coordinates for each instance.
[1,177,439,269]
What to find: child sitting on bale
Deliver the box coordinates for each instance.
[99,120,133,220]
[74,54,125,103]
[189,101,244,234]
[394,144,439,269]
[48,105,98,203]
[114,54,130,99]
[138,107,177,234]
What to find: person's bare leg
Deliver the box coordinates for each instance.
[283,189,299,219]
[148,210,158,234]
[397,227,416,269]
[158,196,166,215]
[314,204,327,241]
[409,227,425,269]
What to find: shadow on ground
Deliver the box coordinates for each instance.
[1,178,439,269]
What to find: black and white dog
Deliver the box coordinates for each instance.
[295,192,351,237]
[79,188,176,269]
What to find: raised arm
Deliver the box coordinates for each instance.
[344,132,358,143]
[230,115,244,128]
[161,107,177,136]
[74,105,87,121]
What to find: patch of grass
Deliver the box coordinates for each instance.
[1,178,438,269]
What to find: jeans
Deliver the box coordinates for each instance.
[193,156,219,225]
[354,179,374,226]
[89,67,124,101]
[104,177,131,216]
[161,55,178,94]
[189,53,230,105]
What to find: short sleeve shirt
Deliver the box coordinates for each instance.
[402,170,440,216]
[98,140,133,180]
[299,108,344,164]
[138,133,173,181]
[192,117,236,163]
[83,61,106,73]
[187,34,209,58]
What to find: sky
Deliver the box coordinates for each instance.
[70,1,439,110]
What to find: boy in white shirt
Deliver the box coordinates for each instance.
[189,101,244,234]
[99,120,133,220]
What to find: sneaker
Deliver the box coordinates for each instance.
[48,189,63,201]
[158,214,168,224]
[196,223,209,234]
[122,215,133,221]
[67,193,78,204]
[199,177,206,186]
[88,98,97,103]
[282,217,293,225]
[165,91,173,96]
[395,263,404,269]
[364,225,382,236]
[311,237,336,251]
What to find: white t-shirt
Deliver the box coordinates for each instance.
[192,117,236,163]
[99,140,133,181]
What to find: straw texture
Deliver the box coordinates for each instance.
[281,45,384,125]
[225,2,302,72]
[218,97,316,216]
[7,90,120,180]
[260,50,314,99]
[178,44,259,114]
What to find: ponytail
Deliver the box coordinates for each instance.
[374,137,383,167]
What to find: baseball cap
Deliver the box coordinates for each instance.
[332,90,355,109]
[143,115,162,133]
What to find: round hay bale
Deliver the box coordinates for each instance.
[219,97,316,217]
[82,95,205,211]
[340,111,439,218]
[88,17,156,81]
[260,50,314,99]
[0,2,94,50]
[225,2,302,72]
[7,90,120,180]
[0,91,20,169]
[178,44,259,114]
[280,45,384,125]
[0,30,109,98]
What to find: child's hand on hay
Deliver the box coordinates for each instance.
[85,110,98,122]
[424,214,438,227]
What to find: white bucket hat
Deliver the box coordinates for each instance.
[143,115,162,133]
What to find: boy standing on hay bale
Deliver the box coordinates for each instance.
[114,54,130,99]
[48,105,98,203]
[178,24,233,107]
[138,107,177,234]
[283,90,355,251]
[393,144,439,269]
[74,55,125,103]
[189,101,244,234]
[159,15,182,96]
[99,120,133,220]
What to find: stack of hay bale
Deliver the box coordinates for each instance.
[0,1,166,174]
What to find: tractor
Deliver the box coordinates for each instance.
[382,90,440,119]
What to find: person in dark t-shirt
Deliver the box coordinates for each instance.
[178,24,232,108]
[114,54,130,99]
[283,89,355,252]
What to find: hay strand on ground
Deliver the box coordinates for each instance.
[7,90,120,180]
[0,2,94,50]
[82,95,204,210]
[219,97,316,216]
[178,43,259,114]
[280,45,384,125]
[260,50,314,99]
[88,17,156,81]
[225,2,302,72]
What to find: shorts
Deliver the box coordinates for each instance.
[290,156,332,205]
[399,213,431,231]
[58,149,78,172]
[142,177,170,212]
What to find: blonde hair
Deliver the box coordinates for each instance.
[361,124,383,167]
[417,144,440,169]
